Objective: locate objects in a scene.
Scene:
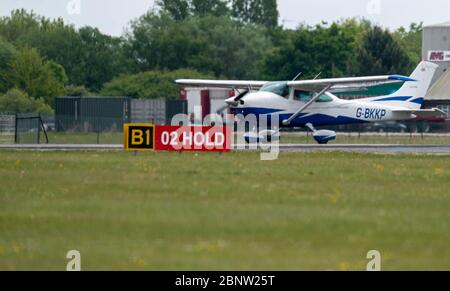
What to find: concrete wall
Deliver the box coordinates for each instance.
[131,99,166,125]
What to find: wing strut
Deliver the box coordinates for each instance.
[282,85,331,126]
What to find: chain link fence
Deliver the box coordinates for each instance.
[0,113,15,144]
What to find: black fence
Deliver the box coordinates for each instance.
[0,113,50,144]
[55,97,188,133]
[55,96,130,132]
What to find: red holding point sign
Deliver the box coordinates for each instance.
[155,126,231,152]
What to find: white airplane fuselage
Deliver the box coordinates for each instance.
[233,91,416,128]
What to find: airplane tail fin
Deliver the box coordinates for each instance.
[370,61,438,109]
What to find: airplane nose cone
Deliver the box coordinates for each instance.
[225,97,239,107]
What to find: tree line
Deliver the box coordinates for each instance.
[0,0,422,113]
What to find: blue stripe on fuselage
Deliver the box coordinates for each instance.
[290,114,367,126]
[409,97,425,105]
[373,96,412,102]
[234,107,367,127]
[372,96,425,105]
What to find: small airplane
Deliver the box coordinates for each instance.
[176,61,446,144]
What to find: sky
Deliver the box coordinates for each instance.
[1,0,450,36]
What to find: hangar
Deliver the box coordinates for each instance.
[423,21,450,117]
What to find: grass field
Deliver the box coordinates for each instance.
[0,150,449,270]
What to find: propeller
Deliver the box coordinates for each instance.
[226,90,249,107]
[216,90,249,114]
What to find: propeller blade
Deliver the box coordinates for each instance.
[224,90,249,107]
[234,90,249,102]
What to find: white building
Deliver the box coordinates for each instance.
[180,88,234,124]
[422,21,450,117]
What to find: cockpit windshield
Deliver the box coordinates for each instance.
[259,81,290,98]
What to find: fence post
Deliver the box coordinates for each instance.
[96,116,100,144]
[37,113,41,144]
[39,115,49,144]
[14,113,18,144]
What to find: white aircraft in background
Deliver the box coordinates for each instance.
[176,61,446,144]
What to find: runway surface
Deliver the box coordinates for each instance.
[1,144,450,154]
[0,144,122,150]
[267,144,450,154]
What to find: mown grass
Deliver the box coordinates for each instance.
[0,150,449,270]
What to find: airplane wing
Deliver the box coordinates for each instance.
[392,108,447,118]
[287,75,415,92]
[175,75,413,91]
[175,79,267,90]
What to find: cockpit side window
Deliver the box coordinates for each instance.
[260,82,290,98]
[294,90,333,103]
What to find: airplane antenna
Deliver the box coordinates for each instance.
[292,72,303,81]
[313,72,322,80]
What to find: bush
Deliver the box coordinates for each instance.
[0,88,53,113]
[64,85,94,97]
[2,47,67,106]
[101,69,213,99]
[0,36,17,93]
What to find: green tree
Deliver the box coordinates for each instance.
[0,36,17,92]
[63,85,94,97]
[157,0,229,20]
[16,24,130,91]
[1,10,131,91]
[232,0,279,28]
[0,36,16,68]
[191,0,230,17]
[76,27,132,90]
[394,22,423,66]
[126,12,272,79]
[188,16,271,79]
[126,12,201,71]
[0,88,52,113]
[260,21,361,80]
[2,47,67,106]
[156,0,191,20]
[355,26,413,76]
[0,9,42,42]
[101,69,213,99]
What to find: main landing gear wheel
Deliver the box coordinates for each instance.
[305,123,336,144]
